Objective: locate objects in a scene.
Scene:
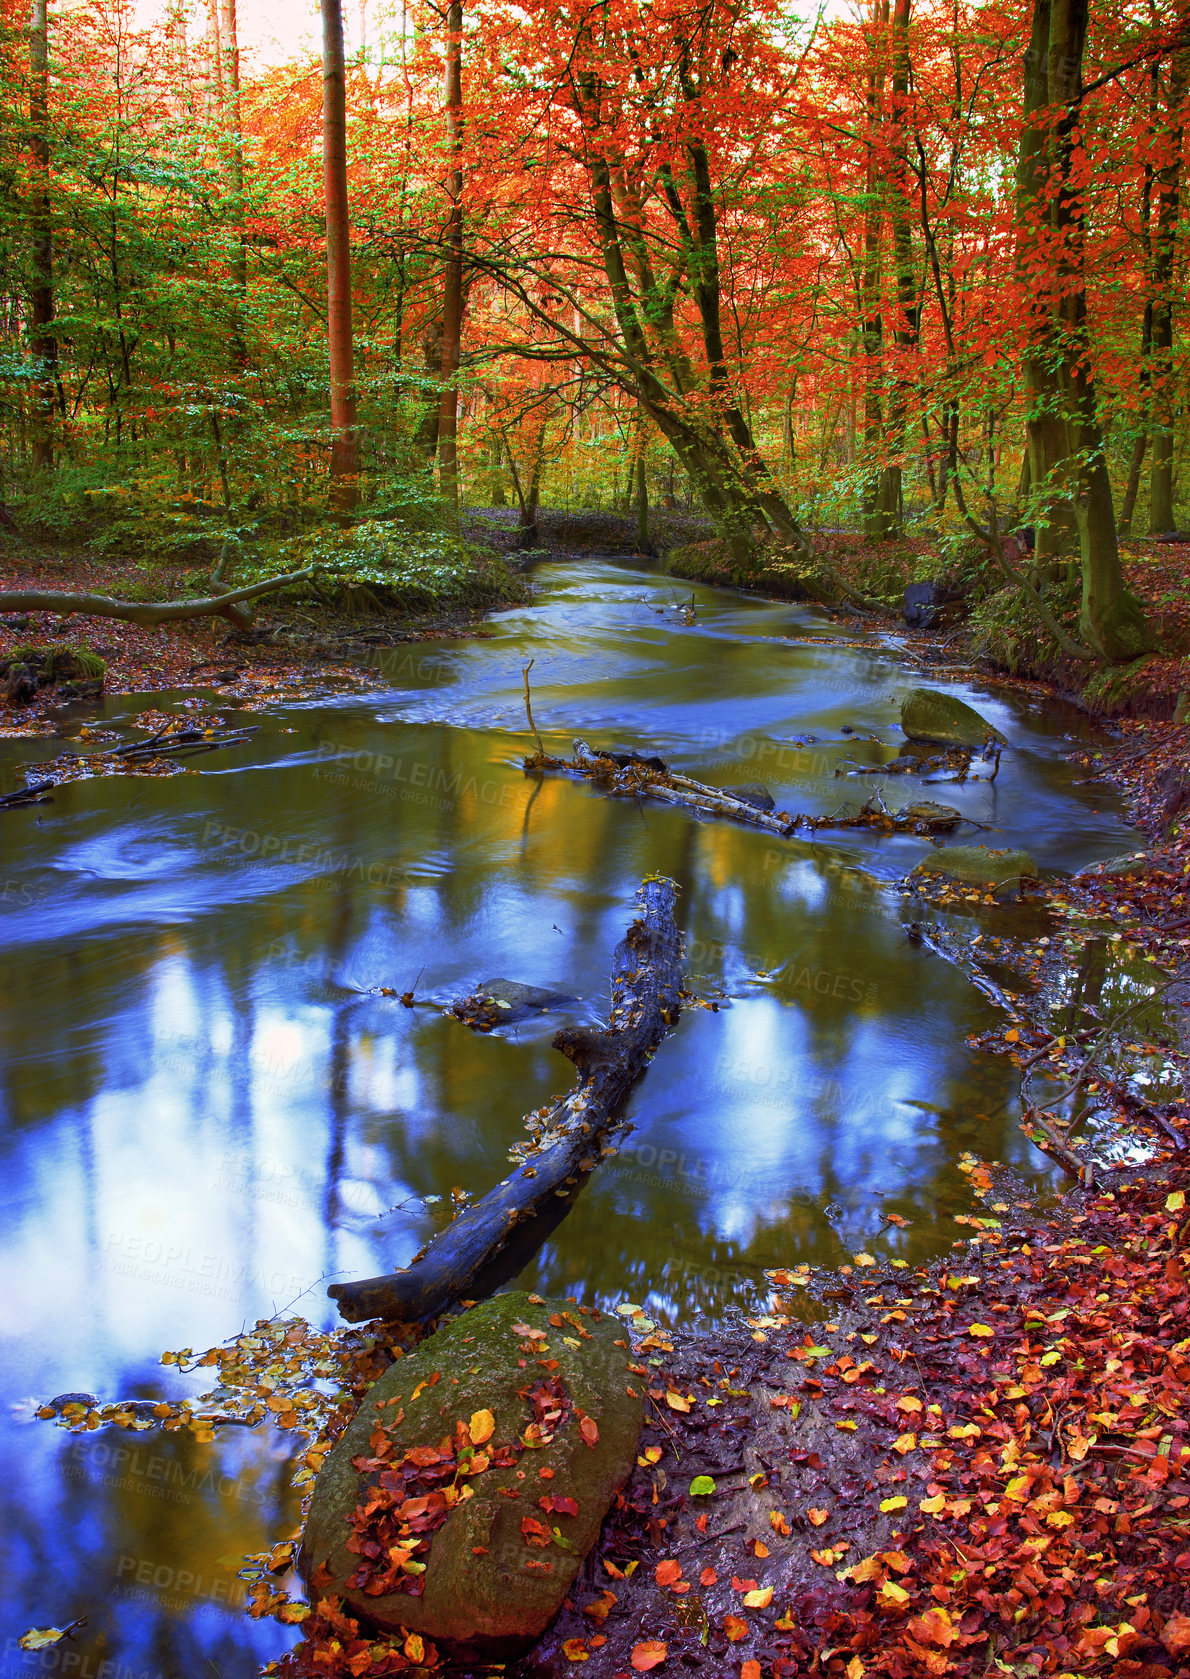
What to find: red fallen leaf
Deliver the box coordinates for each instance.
[731,1576,758,1592]
[579,1415,599,1447]
[630,1640,667,1671]
[521,1516,552,1547]
[1163,1613,1190,1656]
[700,1567,718,1586]
[540,1495,579,1516]
[655,1559,683,1587]
[524,1558,553,1573]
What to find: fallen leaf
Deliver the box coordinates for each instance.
[879,1496,908,1513]
[808,1507,830,1526]
[469,1408,495,1445]
[665,1390,691,1413]
[563,1639,589,1662]
[742,1586,773,1608]
[968,1323,994,1338]
[688,1474,716,1496]
[630,1640,667,1671]
[723,1614,749,1642]
[655,1559,682,1588]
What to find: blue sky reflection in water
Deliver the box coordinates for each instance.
[0,559,1138,1675]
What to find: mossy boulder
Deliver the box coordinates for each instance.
[911,845,1039,893]
[6,643,107,683]
[299,1291,643,1658]
[900,686,1006,749]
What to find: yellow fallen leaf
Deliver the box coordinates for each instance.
[743,1586,773,1608]
[878,1579,910,1609]
[879,1496,908,1513]
[895,1395,922,1413]
[1004,1476,1031,1503]
[1167,1190,1185,1213]
[469,1408,495,1445]
[853,1252,876,1266]
[919,1493,946,1515]
[665,1390,691,1413]
[892,1432,916,1454]
[968,1323,994,1338]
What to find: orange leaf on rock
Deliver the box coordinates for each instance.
[700,1566,718,1586]
[655,1559,682,1587]
[807,1507,829,1526]
[741,1663,762,1679]
[579,1415,599,1447]
[468,1408,495,1444]
[723,1614,749,1642]
[630,1640,667,1671]
[562,1638,589,1662]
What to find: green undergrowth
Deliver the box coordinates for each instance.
[238,520,526,615]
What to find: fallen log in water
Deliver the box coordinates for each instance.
[525,739,963,838]
[328,876,684,1323]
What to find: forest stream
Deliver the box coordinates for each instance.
[0,556,1148,1677]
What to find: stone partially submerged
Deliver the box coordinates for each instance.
[900,687,1006,749]
[911,844,1039,894]
[299,1291,644,1659]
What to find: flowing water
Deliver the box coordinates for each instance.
[0,557,1138,1675]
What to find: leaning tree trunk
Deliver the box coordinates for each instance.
[329,878,683,1322]
[321,0,359,512]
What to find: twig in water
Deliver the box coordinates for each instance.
[522,659,545,757]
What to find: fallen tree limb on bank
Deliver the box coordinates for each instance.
[328,875,684,1323]
[525,739,964,838]
[0,568,317,630]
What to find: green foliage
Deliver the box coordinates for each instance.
[11,643,107,678]
[241,518,524,614]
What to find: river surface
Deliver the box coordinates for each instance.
[0,558,1137,1676]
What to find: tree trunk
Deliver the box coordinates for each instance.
[1150,51,1188,534]
[321,0,359,511]
[1017,0,1150,658]
[28,0,55,473]
[412,318,443,464]
[635,445,652,554]
[437,0,464,508]
[218,0,246,366]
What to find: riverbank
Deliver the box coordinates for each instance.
[0,526,527,737]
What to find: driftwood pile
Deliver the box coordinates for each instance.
[525,739,963,837]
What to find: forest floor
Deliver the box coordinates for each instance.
[0,524,528,737]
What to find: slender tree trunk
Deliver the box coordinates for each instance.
[218,0,246,365]
[412,317,442,463]
[1017,0,1078,571]
[635,433,652,554]
[321,0,358,511]
[437,0,463,508]
[28,0,55,472]
[861,0,900,539]
[205,0,223,112]
[1150,51,1188,534]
